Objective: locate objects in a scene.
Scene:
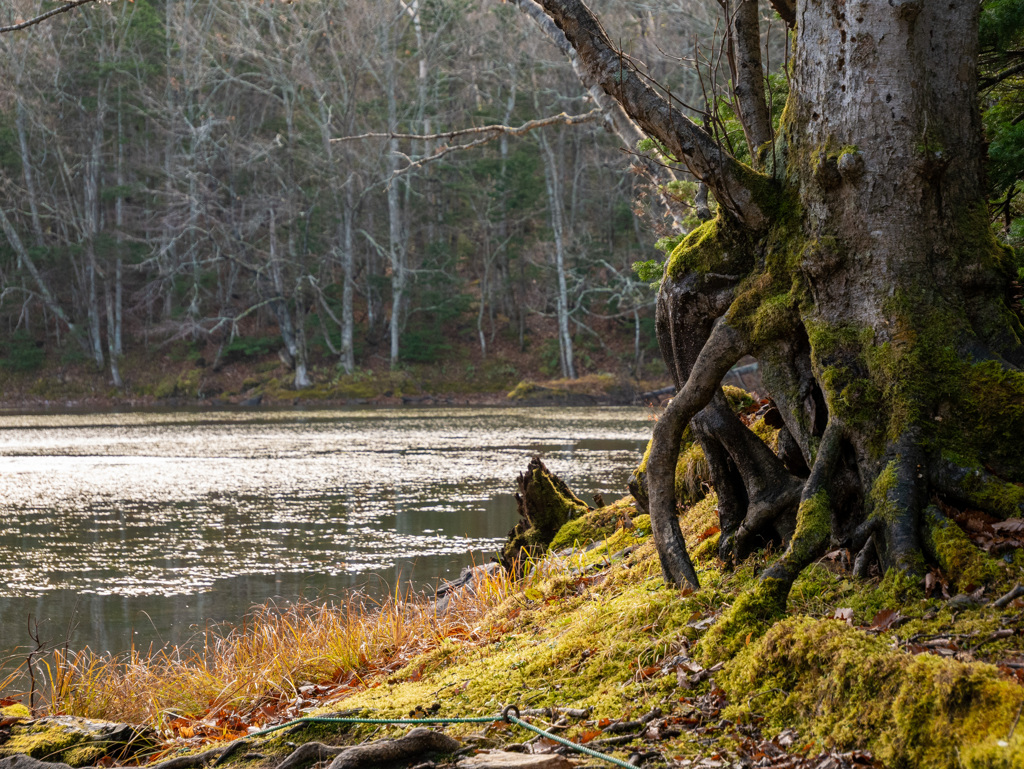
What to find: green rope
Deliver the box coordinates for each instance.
[248,715,497,737]
[503,708,636,769]
[243,706,637,769]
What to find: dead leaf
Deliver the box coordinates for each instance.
[697,525,720,543]
[834,607,854,625]
[993,518,1024,534]
[637,664,661,681]
[533,738,561,753]
[869,608,902,631]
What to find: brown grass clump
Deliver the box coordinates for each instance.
[41,568,520,737]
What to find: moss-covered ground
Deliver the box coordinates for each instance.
[180,500,1023,769]
[5,495,1023,769]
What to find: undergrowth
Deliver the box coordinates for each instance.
[16,496,1024,769]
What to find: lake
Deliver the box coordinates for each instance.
[0,406,651,677]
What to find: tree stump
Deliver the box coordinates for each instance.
[499,457,590,571]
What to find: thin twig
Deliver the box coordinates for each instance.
[354,110,603,182]
[0,0,97,33]
[331,110,601,145]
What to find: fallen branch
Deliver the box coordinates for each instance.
[276,742,347,769]
[635,385,674,402]
[993,584,1024,609]
[969,629,1015,653]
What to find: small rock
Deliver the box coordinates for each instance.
[948,593,983,610]
[460,751,575,769]
[0,758,73,769]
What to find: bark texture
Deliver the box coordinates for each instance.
[537,0,1024,614]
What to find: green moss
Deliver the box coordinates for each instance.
[749,416,781,452]
[675,441,709,504]
[679,493,720,544]
[869,461,900,523]
[957,471,1024,519]
[923,507,1004,590]
[691,531,721,563]
[0,721,85,761]
[697,577,789,663]
[720,617,1024,769]
[878,567,925,604]
[0,703,30,718]
[937,361,1024,477]
[702,491,831,662]
[786,489,831,565]
[507,380,540,400]
[63,744,107,767]
[549,497,637,551]
[750,292,798,345]
[666,216,720,279]
[721,385,755,412]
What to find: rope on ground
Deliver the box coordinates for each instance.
[502,706,636,769]
[244,706,638,769]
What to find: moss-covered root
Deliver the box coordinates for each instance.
[699,423,843,663]
[871,435,927,577]
[719,617,1024,769]
[922,505,1004,591]
[697,490,832,663]
[697,575,790,663]
[931,458,1024,520]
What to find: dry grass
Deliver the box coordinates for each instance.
[40,566,523,734]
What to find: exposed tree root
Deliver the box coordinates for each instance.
[324,728,461,769]
[647,318,749,588]
[874,431,927,576]
[275,742,346,769]
[931,458,1024,520]
[692,392,802,562]
[758,418,844,592]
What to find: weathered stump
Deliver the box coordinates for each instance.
[499,457,590,571]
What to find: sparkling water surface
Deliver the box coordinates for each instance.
[0,406,650,665]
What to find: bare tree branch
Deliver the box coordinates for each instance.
[0,0,98,34]
[727,0,773,159]
[332,109,601,145]
[334,109,603,180]
[534,0,770,230]
[508,0,687,229]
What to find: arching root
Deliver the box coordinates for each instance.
[692,392,803,562]
[647,318,750,588]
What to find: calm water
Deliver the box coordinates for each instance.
[0,406,650,671]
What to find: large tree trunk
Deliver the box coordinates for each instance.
[536,0,1024,615]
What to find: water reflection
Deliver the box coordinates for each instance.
[0,406,650,661]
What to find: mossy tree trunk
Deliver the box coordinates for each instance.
[536,0,1024,607]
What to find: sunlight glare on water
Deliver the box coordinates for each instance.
[0,406,651,659]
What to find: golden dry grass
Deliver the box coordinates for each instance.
[39,566,524,733]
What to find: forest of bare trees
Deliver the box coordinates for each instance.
[0,0,746,390]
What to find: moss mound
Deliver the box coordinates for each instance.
[719,616,1024,768]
